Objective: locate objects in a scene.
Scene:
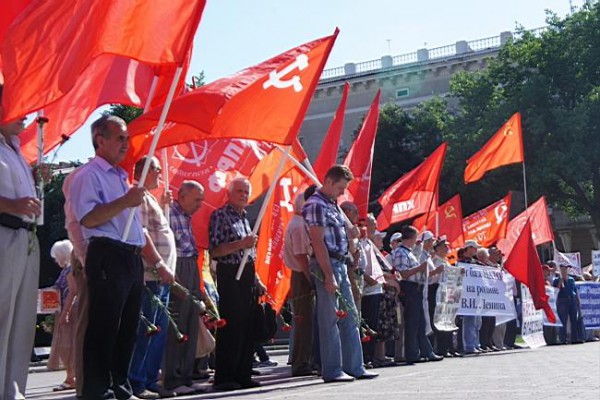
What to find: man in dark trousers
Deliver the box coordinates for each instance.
[210,177,266,391]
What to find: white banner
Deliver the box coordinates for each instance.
[457,263,516,318]
[495,272,517,325]
[592,250,600,278]
[433,265,463,331]
[553,249,582,275]
[520,284,546,348]
[542,286,562,327]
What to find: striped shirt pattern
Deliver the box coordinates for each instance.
[169,201,198,258]
[392,245,423,283]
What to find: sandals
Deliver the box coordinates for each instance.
[53,382,75,391]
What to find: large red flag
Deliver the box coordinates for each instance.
[341,90,381,219]
[414,194,464,248]
[464,112,524,183]
[496,196,554,256]
[312,82,350,182]
[126,30,339,161]
[462,193,511,247]
[255,166,306,313]
[504,220,556,322]
[18,52,192,163]
[1,0,204,122]
[377,143,447,230]
[0,0,34,83]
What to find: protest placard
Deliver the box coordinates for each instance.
[592,250,600,278]
[520,284,546,348]
[457,263,515,318]
[434,265,463,331]
[37,287,61,314]
[543,286,562,327]
[576,282,600,330]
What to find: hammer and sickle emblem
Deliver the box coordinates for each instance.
[263,54,309,92]
[494,203,508,224]
[444,205,457,219]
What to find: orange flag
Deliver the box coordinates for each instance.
[504,220,556,323]
[1,0,204,122]
[464,112,524,183]
[18,51,192,163]
[126,30,339,161]
[496,196,554,256]
[462,193,511,248]
[312,82,350,183]
[342,90,381,219]
[414,194,465,248]
[255,166,306,313]
[377,143,447,230]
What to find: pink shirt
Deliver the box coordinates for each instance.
[63,167,88,265]
[283,214,312,272]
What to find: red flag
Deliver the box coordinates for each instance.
[312,82,349,182]
[126,30,339,161]
[462,193,511,248]
[377,143,447,230]
[0,0,34,83]
[504,220,556,322]
[341,90,381,219]
[2,0,205,122]
[496,196,554,256]
[255,166,306,313]
[414,194,464,248]
[464,112,524,183]
[18,51,192,163]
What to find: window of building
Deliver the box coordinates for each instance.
[396,88,410,98]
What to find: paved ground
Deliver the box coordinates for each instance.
[27,342,600,400]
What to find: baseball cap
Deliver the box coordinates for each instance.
[464,240,481,249]
[419,230,434,242]
[390,232,402,242]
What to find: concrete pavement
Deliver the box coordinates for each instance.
[26,342,600,400]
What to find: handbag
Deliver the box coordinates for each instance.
[196,316,216,358]
[253,301,277,343]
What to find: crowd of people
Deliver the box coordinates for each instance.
[0,87,598,400]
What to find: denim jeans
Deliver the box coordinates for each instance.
[312,258,365,380]
[462,315,482,351]
[129,282,170,393]
[557,297,579,343]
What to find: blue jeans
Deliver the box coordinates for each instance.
[312,258,365,380]
[462,316,482,351]
[557,297,579,343]
[129,282,170,393]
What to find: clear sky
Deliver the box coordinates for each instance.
[53,0,578,163]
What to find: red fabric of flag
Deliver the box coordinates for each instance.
[18,51,192,163]
[1,0,205,122]
[462,193,511,248]
[464,112,524,183]
[414,194,465,248]
[341,90,381,219]
[255,166,306,313]
[312,82,349,183]
[377,143,447,230]
[496,196,554,257]
[504,220,556,323]
[0,0,34,83]
[126,30,339,161]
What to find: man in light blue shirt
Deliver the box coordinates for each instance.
[70,115,147,400]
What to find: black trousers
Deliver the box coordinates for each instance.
[82,240,144,400]
[480,316,496,348]
[214,262,256,385]
[401,281,433,362]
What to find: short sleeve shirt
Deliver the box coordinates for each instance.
[169,201,198,258]
[392,245,423,283]
[140,192,176,280]
[302,190,348,255]
[0,135,37,222]
[283,214,312,272]
[209,203,255,264]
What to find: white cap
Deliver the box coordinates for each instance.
[419,230,434,242]
[464,240,481,249]
[390,232,402,242]
[374,230,386,238]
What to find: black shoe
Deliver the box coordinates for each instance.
[292,368,318,377]
[251,369,261,376]
[213,382,242,391]
[427,354,443,362]
[355,371,379,380]
[238,379,261,389]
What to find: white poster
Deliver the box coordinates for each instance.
[592,250,600,278]
[495,273,517,325]
[433,265,463,331]
[520,284,546,349]
[542,286,562,327]
[457,263,516,318]
[554,249,582,275]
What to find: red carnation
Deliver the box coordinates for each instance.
[176,333,189,344]
[361,335,372,343]
[281,323,292,332]
[146,324,161,337]
[335,310,347,318]
[215,319,227,329]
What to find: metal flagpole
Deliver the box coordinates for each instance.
[235,146,291,280]
[522,162,529,213]
[122,66,183,241]
[35,111,46,225]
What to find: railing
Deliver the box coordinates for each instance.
[320,26,546,81]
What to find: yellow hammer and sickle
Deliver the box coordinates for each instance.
[445,205,457,219]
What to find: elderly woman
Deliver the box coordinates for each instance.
[552,264,580,344]
[47,239,77,391]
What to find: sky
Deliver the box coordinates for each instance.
[52,0,578,163]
